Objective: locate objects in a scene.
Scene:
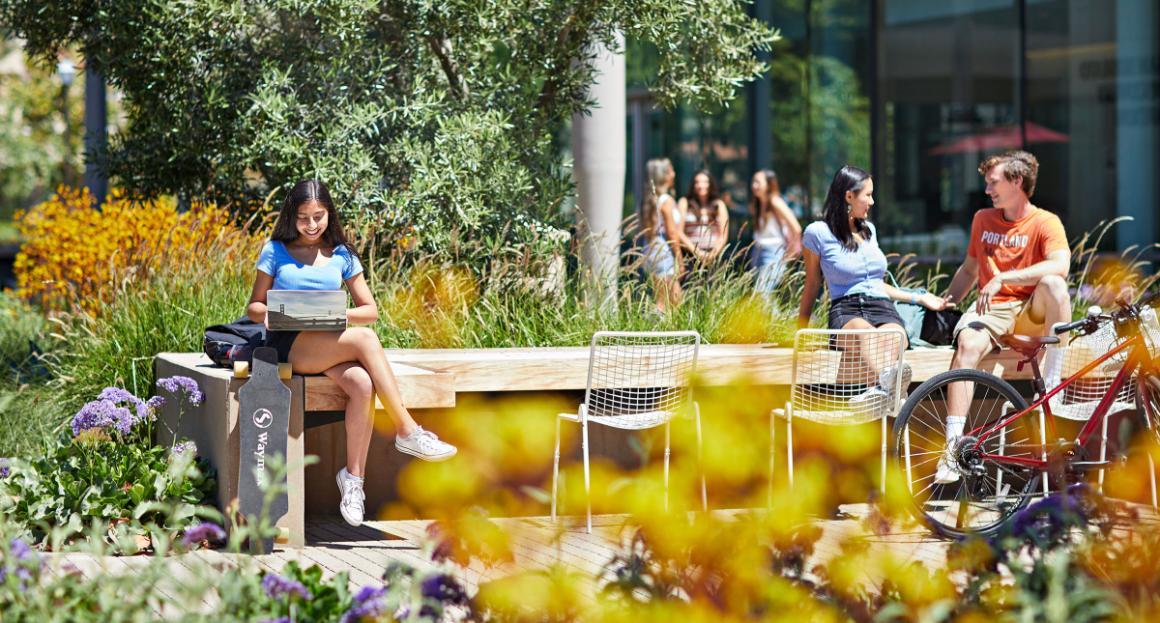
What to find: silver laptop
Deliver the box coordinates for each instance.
[266,290,348,331]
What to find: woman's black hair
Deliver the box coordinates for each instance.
[684,169,721,213]
[821,165,872,250]
[271,180,359,260]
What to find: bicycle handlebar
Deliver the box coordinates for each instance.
[1053,318,1091,335]
[1052,290,1158,336]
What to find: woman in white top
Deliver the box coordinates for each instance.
[639,158,688,311]
[749,169,802,293]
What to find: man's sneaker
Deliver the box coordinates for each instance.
[336,467,366,526]
[848,386,890,414]
[934,416,967,484]
[879,363,913,399]
[395,426,458,461]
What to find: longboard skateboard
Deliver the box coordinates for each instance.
[236,347,291,554]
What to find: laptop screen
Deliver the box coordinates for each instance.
[266,290,348,331]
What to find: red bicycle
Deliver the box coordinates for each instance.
[892,296,1160,537]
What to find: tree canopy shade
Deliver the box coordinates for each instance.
[1,0,778,261]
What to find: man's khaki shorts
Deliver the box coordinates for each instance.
[953,298,1046,350]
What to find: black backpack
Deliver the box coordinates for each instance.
[203,317,266,367]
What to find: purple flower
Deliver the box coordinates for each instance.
[98,387,155,426]
[420,573,468,606]
[70,399,134,437]
[157,376,204,406]
[181,522,226,547]
[172,440,198,457]
[0,458,9,479]
[340,585,388,623]
[261,572,311,601]
[1,538,39,587]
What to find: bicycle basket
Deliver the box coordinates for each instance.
[1045,319,1136,421]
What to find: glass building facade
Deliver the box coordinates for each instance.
[625,0,1160,257]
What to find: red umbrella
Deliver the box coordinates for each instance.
[928,122,1069,155]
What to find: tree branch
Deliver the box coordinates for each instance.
[426,34,469,100]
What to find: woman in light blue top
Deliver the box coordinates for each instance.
[247,180,457,527]
[798,166,947,400]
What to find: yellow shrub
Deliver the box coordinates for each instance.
[15,187,257,314]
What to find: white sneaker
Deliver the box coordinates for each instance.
[336,467,366,526]
[934,416,967,484]
[879,363,913,399]
[395,426,457,461]
[849,387,890,413]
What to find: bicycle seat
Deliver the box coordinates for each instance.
[999,333,1060,357]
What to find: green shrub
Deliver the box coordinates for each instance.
[0,378,214,548]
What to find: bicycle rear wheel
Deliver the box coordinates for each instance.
[892,368,1039,537]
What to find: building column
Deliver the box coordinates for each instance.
[1116,1,1159,251]
[572,34,626,312]
[84,65,108,208]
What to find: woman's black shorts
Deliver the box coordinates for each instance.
[264,330,300,363]
[827,294,904,330]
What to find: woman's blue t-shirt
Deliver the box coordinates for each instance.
[256,240,363,290]
[801,221,888,300]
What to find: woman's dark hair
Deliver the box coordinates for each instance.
[748,169,782,230]
[821,165,872,250]
[684,169,721,213]
[271,180,359,259]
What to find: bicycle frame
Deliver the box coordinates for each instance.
[970,330,1155,470]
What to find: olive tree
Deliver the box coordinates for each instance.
[1,0,777,263]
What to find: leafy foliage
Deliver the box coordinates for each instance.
[0,40,87,217]
[0,380,215,549]
[0,0,779,264]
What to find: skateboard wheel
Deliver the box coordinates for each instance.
[233,361,293,380]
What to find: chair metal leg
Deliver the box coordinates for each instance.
[879,415,887,494]
[663,419,671,513]
[1142,409,1158,510]
[995,424,1007,501]
[1150,453,1158,511]
[768,409,776,509]
[1098,412,1108,492]
[787,404,795,490]
[695,403,706,512]
[904,424,913,493]
[551,417,561,522]
[1040,410,1049,495]
[582,417,592,534]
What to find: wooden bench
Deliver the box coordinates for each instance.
[154,345,1031,546]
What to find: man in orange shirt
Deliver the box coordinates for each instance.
[936,151,1071,483]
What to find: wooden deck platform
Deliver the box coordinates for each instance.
[45,506,953,605]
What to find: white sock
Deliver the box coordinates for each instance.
[342,468,364,483]
[1042,342,1064,389]
[946,416,966,439]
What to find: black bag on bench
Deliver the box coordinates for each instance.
[203,317,266,367]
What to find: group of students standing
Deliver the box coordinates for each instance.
[639,158,804,312]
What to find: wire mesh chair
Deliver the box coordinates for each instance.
[769,328,909,498]
[551,331,705,533]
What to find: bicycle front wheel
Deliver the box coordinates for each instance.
[892,368,1039,537]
